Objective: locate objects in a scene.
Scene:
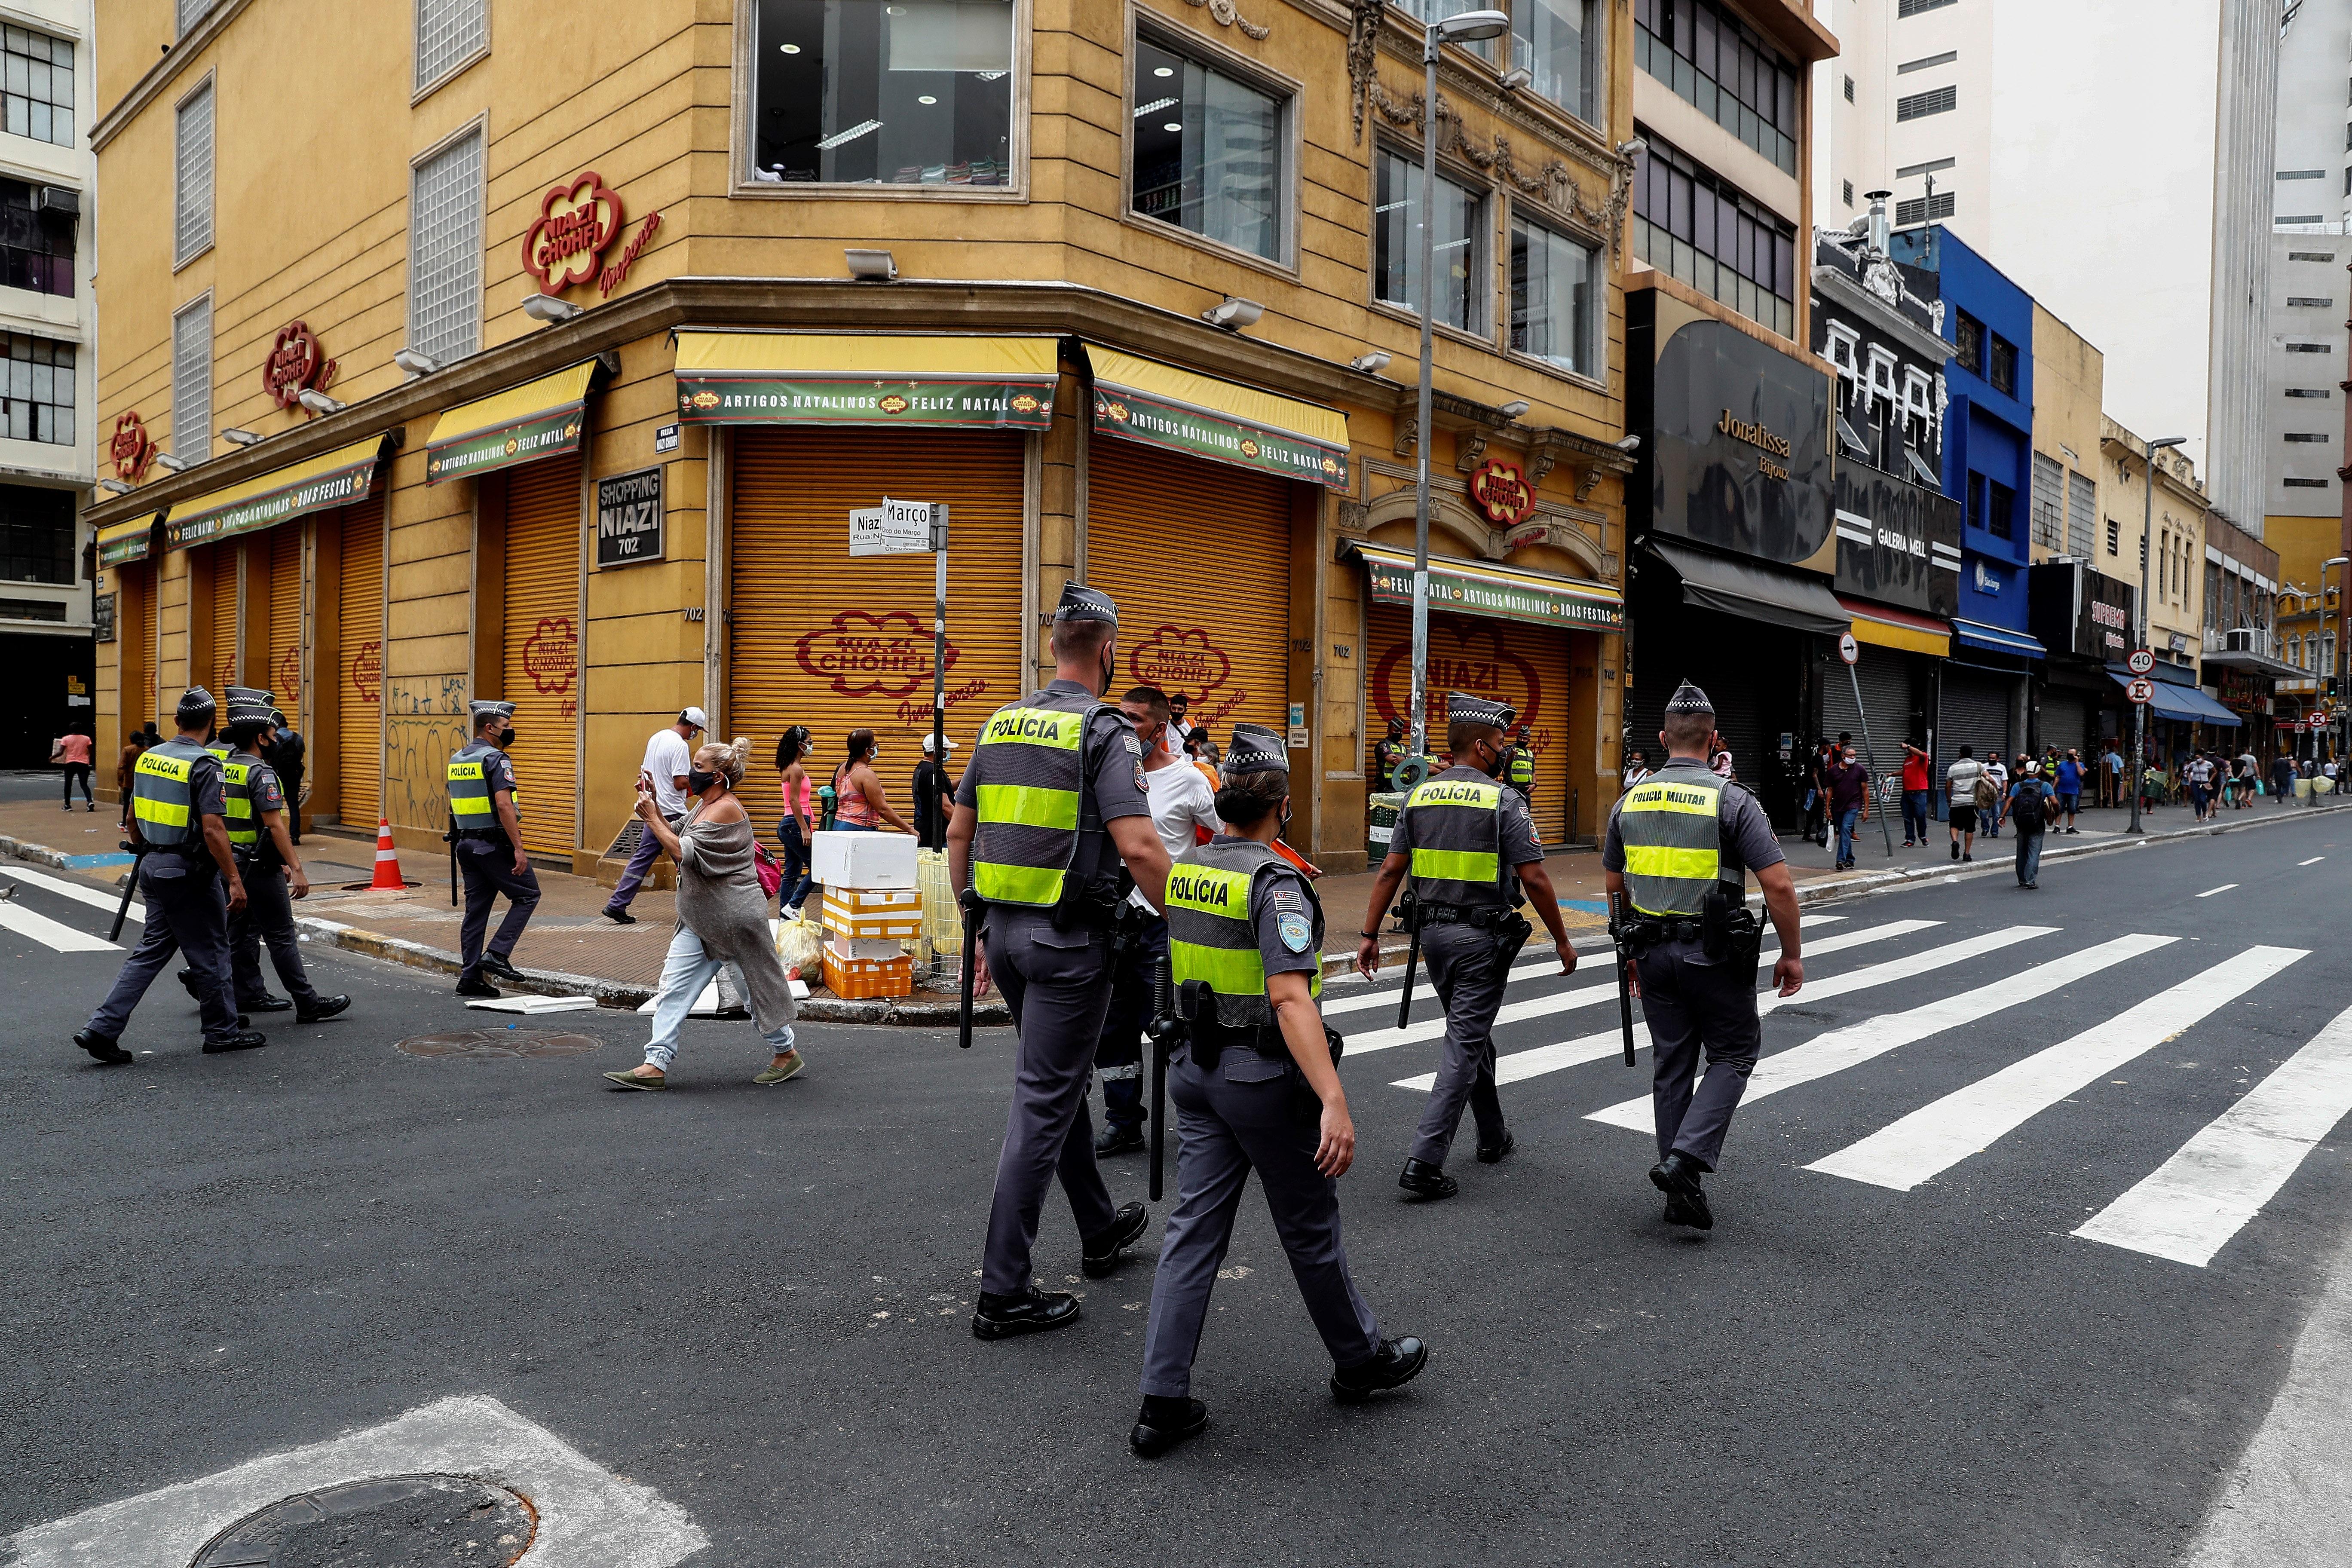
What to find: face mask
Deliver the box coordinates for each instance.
[1097,646,1116,697]
[496,727,516,747]
[687,768,721,794]
[1476,742,1505,779]
[1278,796,1293,830]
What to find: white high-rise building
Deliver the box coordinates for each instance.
[2266,0,2349,525]
[1810,0,2279,535]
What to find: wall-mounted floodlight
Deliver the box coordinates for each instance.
[1614,433,1642,453]
[394,349,442,377]
[99,478,132,495]
[1202,296,1264,330]
[154,453,189,473]
[1498,66,1533,92]
[1350,351,1392,374]
[1498,399,1530,420]
[297,389,346,416]
[220,429,263,447]
[522,293,584,324]
[845,248,899,282]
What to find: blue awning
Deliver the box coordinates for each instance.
[2111,672,2242,727]
[1952,617,2047,659]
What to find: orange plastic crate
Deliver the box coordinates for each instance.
[821,949,915,1000]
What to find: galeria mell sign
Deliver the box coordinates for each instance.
[521,169,663,298]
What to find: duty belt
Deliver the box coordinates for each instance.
[1628,915,1706,945]
[1416,903,1519,930]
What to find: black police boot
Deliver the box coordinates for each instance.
[1476,1130,1515,1165]
[176,968,200,1001]
[241,993,294,1013]
[600,906,637,925]
[1130,1395,1208,1457]
[74,1030,132,1066]
[1331,1336,1430,1404]
[1650,1151,1714,1231]
[480,952,525,982]
[1081,1201,1150,1277]
[1094,1122,1146,1157]
[455,974,502,999]
[1397,1158,1458,1200]
[295,995,352,1023]
[202,1029,268,1055]
[971,1286,1082,1341]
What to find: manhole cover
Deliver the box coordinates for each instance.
[395,1029,600,1060]
[190,1473,535,1566]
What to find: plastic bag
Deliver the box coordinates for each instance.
[776,913,825,975]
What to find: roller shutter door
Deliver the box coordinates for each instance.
[336,500,384,828]
[1939,667,2013,769]
[2037,687,2090,758]
[202,542,239,693]
[1087,439,1294,741]
[1819,643,1914,767]
[500,458,582,857]
[1366,604,1574,844]
[265,524,303,711]
[125,562,157,734]
[729,430,1026,823]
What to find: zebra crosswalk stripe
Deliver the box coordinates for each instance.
[1585,931,2177,1131]
[2073,999,2352,1267]
[0,899,117,954]
[1393,923,2029,1093]
[0,864,143,924]
[1805,945,2308,1192]
[1320,913,1848,1009]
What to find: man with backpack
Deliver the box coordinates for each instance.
[2007,759,2052,889]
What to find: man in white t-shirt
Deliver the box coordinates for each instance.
[1092,686,1221,1155]
[1945,745,1983,861]
[603,707,705,923]
[1979,754,2009,838]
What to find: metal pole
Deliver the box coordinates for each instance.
[1407,22,1439,766]
[1849,661,1894,857]
[931,505,949,824]
[2129,440,2155,834]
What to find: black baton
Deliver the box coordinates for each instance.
[1147,945,1179,1203]
[108,845,146,943]
[1608,890,1637,1068]
[1394,893,1421,1030]
[956,889,982,1050]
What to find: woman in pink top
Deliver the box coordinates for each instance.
[830,729,914,835]
[774,726,817,913]
[54,729,94,812]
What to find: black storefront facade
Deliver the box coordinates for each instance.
[2028,560,2138,760]
[1627,285,1838,827]
[1822,462,1961,791]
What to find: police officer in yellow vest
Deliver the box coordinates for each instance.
[1499,724,1537,808]
[947,582,1173,1341]
[1355,692,1577,1199]
[212,688,349,1023]
[1131,724,1426,1457]
[1602,681,1804,1230]
[76,687,266,1063]
[447,699,540,998]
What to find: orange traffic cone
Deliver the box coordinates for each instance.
[369,815,407,891]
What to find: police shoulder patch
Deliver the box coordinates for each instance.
[1132,763,1149,793]
[1276,912,1314,953]
[1122,733,1143,757]
[1271,886,1306,912]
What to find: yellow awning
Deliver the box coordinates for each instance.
[1838,596,1951,657]
[97,514,158,566]
[166,437,390,548]
[1348,542,1622,632]
[671,332,1060,430]
[1084,344,1350,490]
[1087,346,1345,448]
[425,361,601,484]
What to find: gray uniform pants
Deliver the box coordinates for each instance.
[1410,920,1512,1166]
[979,914,1121,1295]
[456,839,541,980]
[87,856,239,1044]
[1139,1047,1381,1397]
[1638,934,1763,1170]
[230,863,318,1006]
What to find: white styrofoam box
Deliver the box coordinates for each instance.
[465,994,597,1014]
[826,933,904,962]
[824,885,922,913]
[820,891,924,940]
[810,829,918,888]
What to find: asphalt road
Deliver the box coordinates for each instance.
[4,812,2349,1566]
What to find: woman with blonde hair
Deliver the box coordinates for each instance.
[605,736,805,1090]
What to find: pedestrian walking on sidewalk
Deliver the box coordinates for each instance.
[2007,759,2050,889]
[1623,747,1654,795]
[773,726,817,915]
[1601,681,1804,1231]
[1946,745,1981,861]
[2100,741,2123,808]
[2053,749,2084,833]
[1899,741,1932,847]
[1979,754,2009,838]
[54,727,93,811]
[115,722,159,833]
[1826,743,1869,870]
[604,738,803,1092]
[831,729,916,836]
[911,733,958,851]
[2273,751,2296,804]
[603,708,705,924]
[446,700,540,999]
[1799,740,1830,847]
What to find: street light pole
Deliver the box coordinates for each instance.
[2326,555,2349,770]
[1406,8,1511,770]
[2129,434,2188,835]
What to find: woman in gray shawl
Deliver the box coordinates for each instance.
[604,736,803,1090]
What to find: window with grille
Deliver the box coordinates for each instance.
[1897,0,1956,14]
[2030,453,2063,550]
[0,484,72,582]
[1896,191,1954,225]
[2067,469,2095,557]
[1988,334,2016,395]
[171,296,210,460]
[0,333,72,446]
[1842,178,1853,207]
[408,129,483,367]
[415,0,487,94]
[1630,129,1798,338]
[2106,517,2119,555]
[1896,85,1955,121]
[174,82,213,265]
[2,26,74,147]
[0,178,73,297]
[1843,75,1853,101]
[176,0,218,37]
[1953,309,1983,374]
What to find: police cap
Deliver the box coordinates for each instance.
[1225,723,1289,778]
[1052,582,1118,626]
[224,686,275,726]
[176,686,217,727]
[469,699,517,728]
[1664,680,1715,717]
[1445,690,1516,729]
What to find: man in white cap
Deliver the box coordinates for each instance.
[911,731,959,852]
[603,707,706,924]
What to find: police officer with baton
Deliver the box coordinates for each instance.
[1355,692,1576,1200]
[447,700,540,998]
[946,583,1172,1341]
[75,687,266,1063]
[1602,682,1804,1230]
[1130,724,1425,1456]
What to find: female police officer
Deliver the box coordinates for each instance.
[1130,723,1427,1456]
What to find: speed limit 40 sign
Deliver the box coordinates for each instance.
[2126,649,2155,676]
